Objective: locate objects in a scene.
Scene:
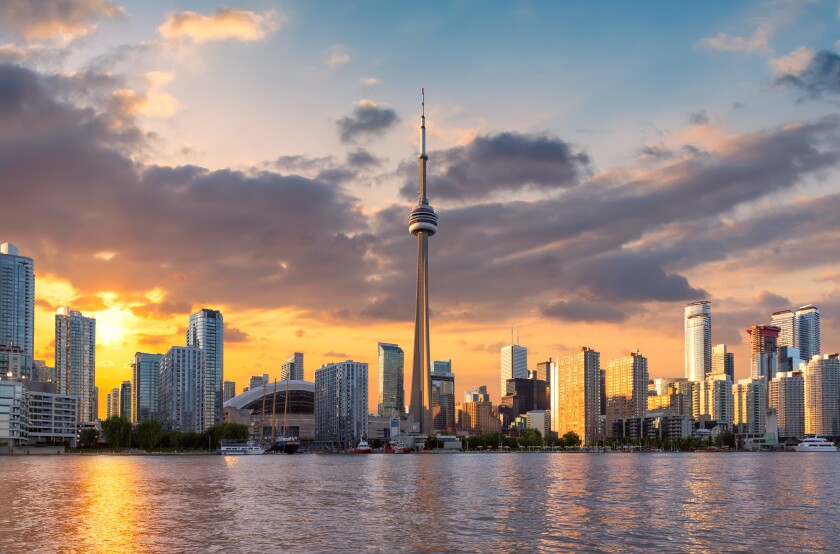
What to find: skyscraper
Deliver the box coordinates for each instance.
[107,388,119,418]
[770,310,795,349]
[377,343,405,417]
[778,346,803,373]
[408,91,438,435]
[732,378,767,436]
[685,301,711,382]
[119,380,132,420]
[0,243,34,377]
[159,345,206,433]
[187,308,224,428]
[770,371,805,439]
[223,380,236,403]
[747,325,780,381]
[431,360,455,432]
[131,352,163,423]
[55,307,96,422]
[804,353,839,437]
[693,374,733,427]
[281,352,304,381]
[795,305,820,361]
[315,360,368,448]
[605,352,649,437]
[500,344,528,400]
[551,347,601,445]
[711,344,734,381]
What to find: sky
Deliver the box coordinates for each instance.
[0,0,839,415]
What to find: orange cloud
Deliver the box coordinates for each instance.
[0,0,122,42]
[158,8,282,43]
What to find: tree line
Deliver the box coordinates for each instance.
[79,416,249,450]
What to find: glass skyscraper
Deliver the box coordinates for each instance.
[684,301,711,382]
[281,352,304,381]
[187,308,224,429]
[131,352,163,422]
[315,360,368,449]
[55,307,96,422]
[770,310,795,349]
[501,344,528,400]
[0,243,34,378]
[377,343,404,416]
[431,359,455,433]
[795,305,820,361]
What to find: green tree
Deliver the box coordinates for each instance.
[101,416,132,448]
[520,428,542,448]
[561,431,581,448]
[79,428,99,448]
[132,419,163,450]
[424,434,441,450]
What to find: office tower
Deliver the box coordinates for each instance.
[159,346,206,433]
[315,360,368,448]
[500,344,528,400]
[377,343,405,417]
[732,378,767,435]
[281,352,304,381]
[107,387,119,418]
[711,344,734,381]
[605,352,649,437]
[795,305,820,360]
[501,376,549,425]
[685,301,711,382]
[0,243,34,378]
[131,352,163,423]
[804,354,840,436]
[770,310,795,349]
[464,385,490,403]
[431,360,455,432]
[535,359,552,392]
[32,360,56,383]
[747,325,780,381]
[186,308,224,429]
[119,380,131,420]
[407,92,438,435]
[551,347,601,445]
[55,307,96,422]
[770,371,805,439]
[223,380,236,403]
[778,346,803,373]
[693,374,733,426]
[248,374,269,390]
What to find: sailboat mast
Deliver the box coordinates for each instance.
[271,378,278,442]
[259,380,267,443]
[283,370,290,437]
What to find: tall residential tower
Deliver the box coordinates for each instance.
[187,308,224,428]
[0,243,34,378]
[377,343,405,416]
[685,301,711,382]
[55,307,96,422]
[795,305,820,361]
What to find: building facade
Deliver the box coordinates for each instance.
[26,381,77,447]
[107,387,119,418]
[711,344,734,381]
[186,308,224,429]
[159,346,206,433]
[377,343,405,417]
[685,301,711,382]
[500,344,528,400]
[31,360,55,384]
[131,352,163,423]
[0,243,34,378]
[770,310,795,349]
[551,347,601,445]
[0,380,28,447]
[223,380,236,404]
[804,354,839,437]
[431,360,455,433]
[119,380,132,420]
[457,400,500,435]
[747,325,780,381]
[795,305,820,361]
[315,360,368,448]
[281,352,304,381]
[693,374,733,428]
[732,378,767,436]
[605,352,649,438]
[55,307,96,422]
[770,371,805,439]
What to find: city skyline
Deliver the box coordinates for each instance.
[0,2,839,414]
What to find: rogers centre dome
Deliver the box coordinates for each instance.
[223,381,315,443]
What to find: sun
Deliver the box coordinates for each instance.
[93,307,135,346]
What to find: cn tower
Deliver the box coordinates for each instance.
[408,89,438,434]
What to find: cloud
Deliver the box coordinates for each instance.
[0,0,121,42]
[158,8,281,43]
[696,22,772,53]
[361,77,380,86]
[323,351,348,358]
[336,100,400,143]
[770,46,813,76]
[226,326,251,343]
[326,45,351,67]
[637,144,674,162]
[346,149,381,168]
[399,132,590,201]
[688,110,709,125]
[755,290,791,310]
[776,50,840,99]
[541,300,628,323]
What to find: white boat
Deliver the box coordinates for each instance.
[220,440,266,455]
[351,440,373,454]
[793,436,838,452]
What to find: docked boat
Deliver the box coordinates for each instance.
[351,440,373,454]
[268,436,301,455]
[793,436,838,452]
[385,440,412,454]
[220,440,266,455]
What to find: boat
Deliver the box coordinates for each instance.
[793,436,838,452]
[264,374,301,454]
[351,440,373,454]
[268,436,301,455]
[385,440,412,454]
[220,440,266,455]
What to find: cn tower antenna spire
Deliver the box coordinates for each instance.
[419,88,428,203]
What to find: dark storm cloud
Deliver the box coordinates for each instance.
[399,132,590,201]
[336,102,399,143]
[777,50,840,99]
[540,299,628,323]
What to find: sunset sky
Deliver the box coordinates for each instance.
[1,0,839,415]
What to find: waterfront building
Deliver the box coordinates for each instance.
[464,385,490,403]
[747,325,780,381]
[186,308,224,428]
[315,360,368,448]
[281,352,304,381]
[223,380,236,404]
[457,400,500,435]
[377,343,405,417]
[159,346,206,433]
[733,378,767,436]
[131,352,163,423]
[526,410,550,438]
[119,380,131,420]
[605,352,648,438]
[795,305,820,361]
[693,374,733,428]
[711,344,734,381]
[26,381,77,447]
[551,347,601,446]
[0,343,23,382]
[55,307,96,422]
[0,379,28,447]
[647,381,694,418]
[685,301,711,382]
[804,354,840,437]
[500,344,528,401]
[431,360,455,433]
[407,94,439,435]
[771,310,795,349]
[32,360,55,384]
[0,243,34,378]
[107,387,119,418]
[769,371,805,439]
[612,413,693,441]
[224,380,315,444]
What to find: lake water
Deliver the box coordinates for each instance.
[1,452,838,552]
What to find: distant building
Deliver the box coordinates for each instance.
[0,243,34,378]
[501,376,549,420]
[770,371,805,439]
[431,360,455,433]
[526,410,550,438]
[552,347,601,445]
[223,380,236,404]
[500,344,527,401]
[377,343,404,417]
[747,325,780,381]
[0,343,23,382]
[711,344,734,381]
[249,374,269,390]
[732,378,767,436]
[605,352,648,438]
[778,346,803,373]
[281,352,304,381]
[612,414,693,441]
[159,346,206,433]
[804,354,839,437]
[315,360,368,449]
[795,305,820,361]
[649,377,687,396]
[693,374,733,428]
[464,385,490,403]
[131,352,163,423]
[534,360,551,387]
[187,308,223,429]
[647,380,693,418]
[685,301,711,382]
[32,360,56,384]
[119,380,132,420]
[107,387,119,418]
[457,400,499,435]
[55,307,96,422]
[771,310,795,349]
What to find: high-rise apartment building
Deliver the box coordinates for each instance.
[0,343,23,382]
[31,360,55,384]
[770,371,805,439]
[248,374,269,390]
[315,360,368,449]
[804,354,839,437]
[693,374,733,427]
[119,380,132,420]
[733,378,767,436]
[464,385,490,403]
[605,352,649,437]
[55,307,96,422]
[159,346,206,433]
[431,360,455,433]
[711,344,734,381]
[551,347,601,445]
[186,308,223,429]
[281,352,304,381]
[0,243,34,378]
[747,325,780,382]
[107,387,119,418]
[770,310,795,349]
[647,380,693,418]
[377,343,405,417]
[685,301,711,382]
[131,352,163,423]
[223,380,236,403]
[795,305,820,361]
[501,344,528,400]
